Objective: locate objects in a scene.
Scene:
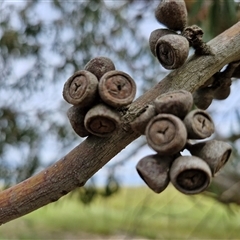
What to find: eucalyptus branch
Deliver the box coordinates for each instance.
[0,22,240,225]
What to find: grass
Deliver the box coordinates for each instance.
[0,185,240,239]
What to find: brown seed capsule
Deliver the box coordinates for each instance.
[84,103,120,137]
[98,70,136,108]
[154,90,193,119]
[155,34,189,70]
[193,87,214,110]
[232,64,240,78]
[136,154,176,194]
[149,28,176,57]
[199,76,215,89]
[146,113,187,155]
[155,0,188,31]
[211,62,239,100]
[223,61,240,78]
[63,70,98,107]
[186,140,232,175]
[183,109,214,139]
[84,56,116,80]
[170,155,212,195]
[213,78,231,100]
[130,104,156,135]
[67,106,89,137]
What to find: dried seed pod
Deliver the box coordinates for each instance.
[222,61,240,78]
[84,103,120,137]
[183,109,214,139]
[186,140,232,175]
[199,76,215,89]
[136,154,176,193]
[98,70,136,108]
[213,78,231,100]
[213,85,231,100]
[67,106,89,137]
[193,87,214,110]
[63,70,98,107]
[210,62,239,100]
[130,104,156,135]
[154,90,193,119]
[84,56,116,80]
[146,113,187,155]
[232,64,240,78]
[149,28,176,57]
[170,155,212,195]
[155,34,189,70]
[155,0,188,31]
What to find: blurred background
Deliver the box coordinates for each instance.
[0,0,240,239]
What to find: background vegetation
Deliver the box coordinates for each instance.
[0,186,240,239]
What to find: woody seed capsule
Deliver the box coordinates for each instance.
[155,0,188,31]
[193,87,214,110]
[84,103,120,137]
[186,140,232,175]
[170,155,212,195]
[136,154,176,193]
[213,78,231,100]
[183,109,215,139]
[130,104,156,135]
[67,106,89,138]
[146,113,187,155]
[98,70,136,108]
[63,70,98,107]
[149,28,176,57]
[84,56,116,80]
[155,34,189,70]
[154,90,193,119]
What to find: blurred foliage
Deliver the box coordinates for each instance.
[74,172,120,205]
[0,0,240,205]
[0,107,39,186]
[186,0,239,40]
[1,186,240,239]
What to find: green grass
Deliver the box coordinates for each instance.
[0,185,240,239]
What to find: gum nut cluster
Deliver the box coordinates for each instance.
[193,62,240,110]
[134,90,232,195]
[149,0,190,70]
[62,56,137,138]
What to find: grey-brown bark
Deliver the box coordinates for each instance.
[0,21,240,225]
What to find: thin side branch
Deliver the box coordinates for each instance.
[0,22,240,225]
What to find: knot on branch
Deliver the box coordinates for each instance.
[182,25,214,55]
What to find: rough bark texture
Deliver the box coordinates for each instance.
[0,22,240,225]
